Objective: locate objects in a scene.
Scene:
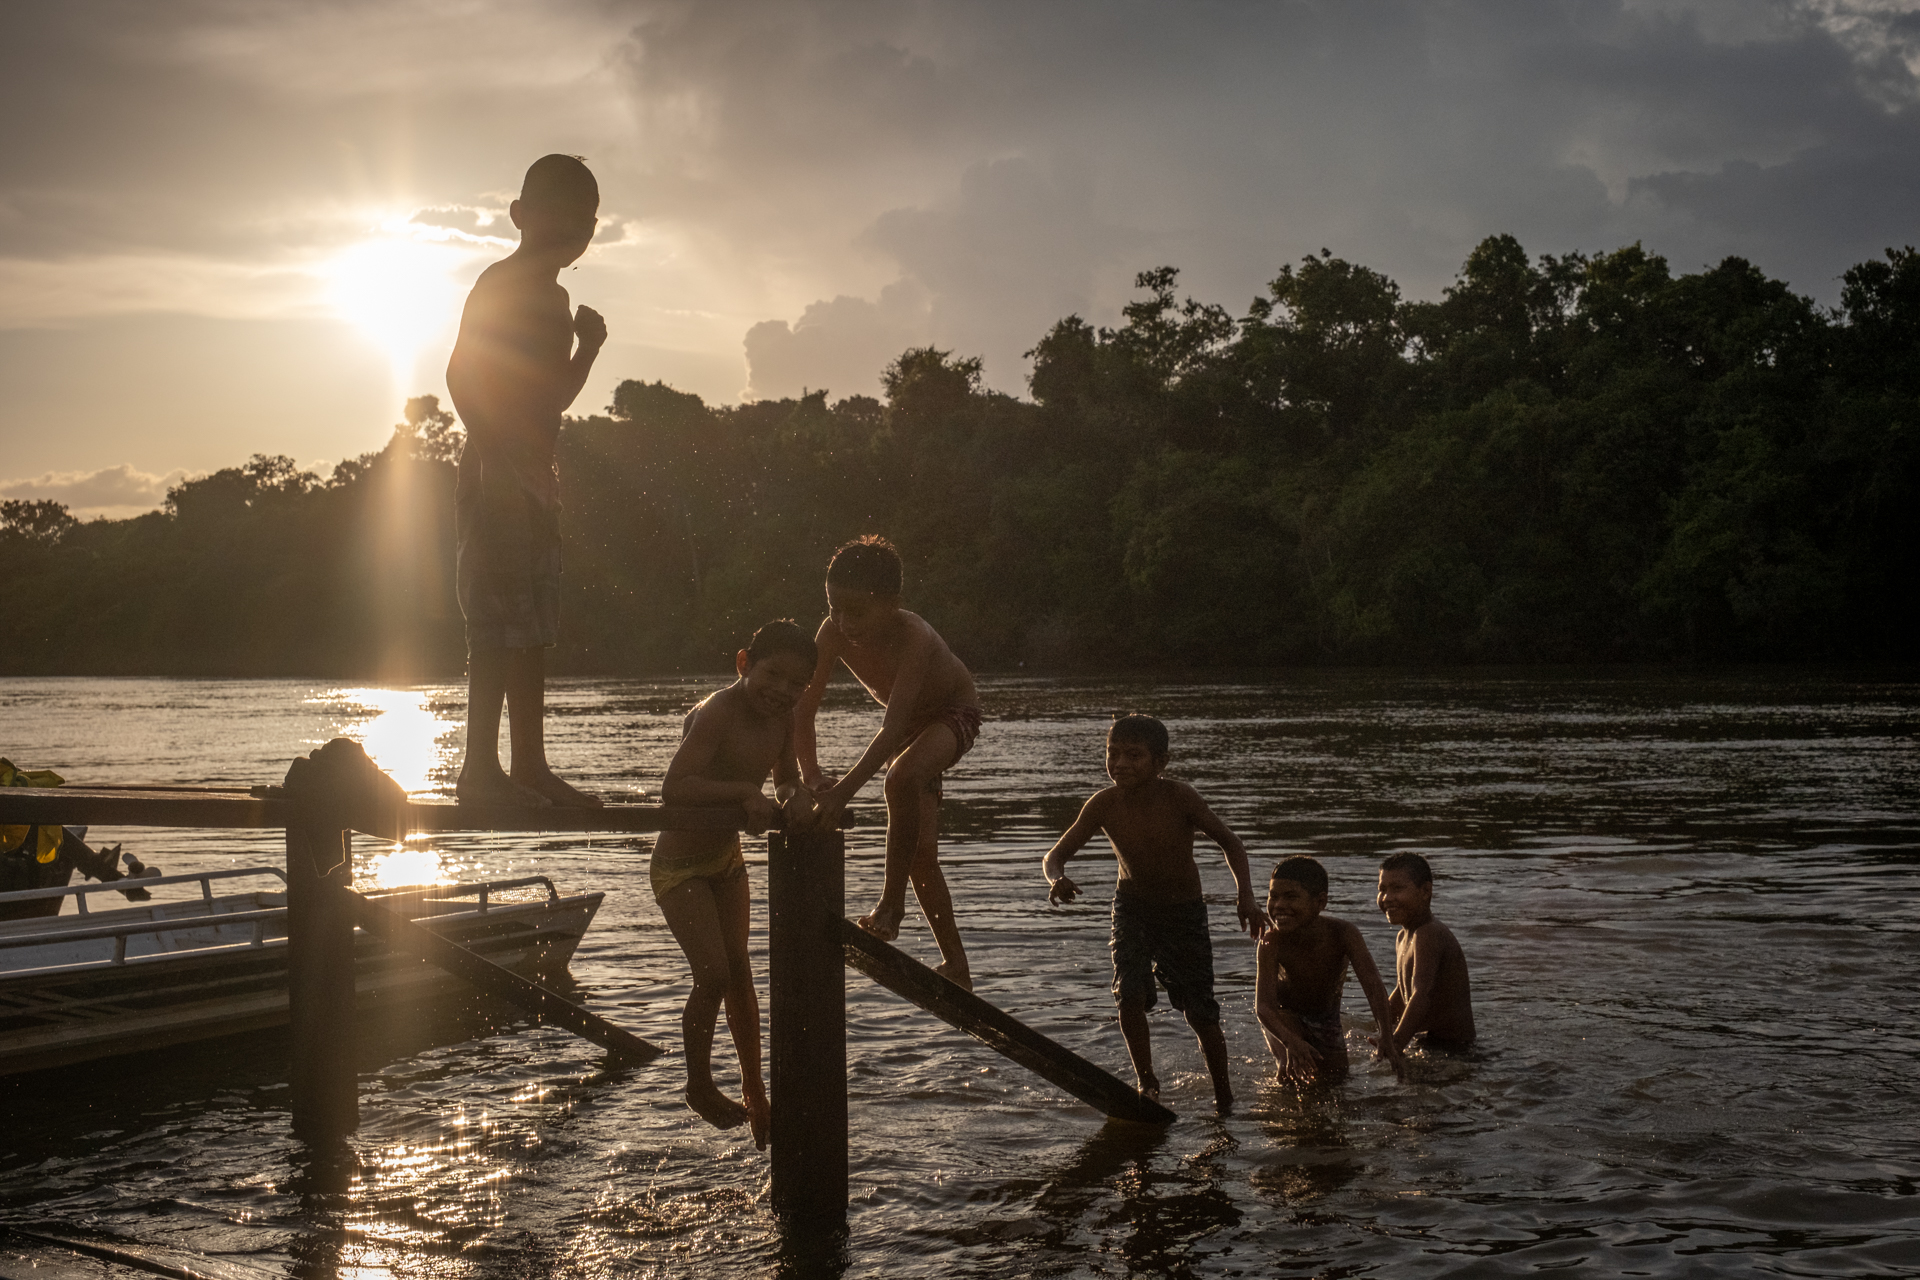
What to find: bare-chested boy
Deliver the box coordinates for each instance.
[1374,852,1476,1052]
[1042,715,1266,1113]
[1257,856,1405,1083]
[656,620,818,1148]
[798,536,982,987]
[446,153,606,809]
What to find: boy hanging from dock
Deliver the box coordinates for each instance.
[797,536,983,990]
[1042,714,1267,1112]
[1257,855,1406,1082]
[446,153,606,809]
[656,620,819,1146]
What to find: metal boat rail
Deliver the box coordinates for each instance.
[0,871,585,981]
[0,866,287,915]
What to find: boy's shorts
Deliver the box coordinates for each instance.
[456,450,562,651]
[1110,891,1219,1023]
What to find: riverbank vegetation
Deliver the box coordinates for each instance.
[4,235,1915,675]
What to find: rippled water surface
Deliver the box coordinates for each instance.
[2,670,1916,1277]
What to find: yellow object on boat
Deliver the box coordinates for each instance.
[0,758,65,863]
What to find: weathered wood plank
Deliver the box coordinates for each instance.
[768,830,849,1224]
[0,788,755,835]
[0,789,290,829]
[346,888,665,1065]
[839,919,1177,1125]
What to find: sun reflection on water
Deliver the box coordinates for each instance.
[358,840,452,890]
[325,686,456,796]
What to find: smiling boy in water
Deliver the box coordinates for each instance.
[1374,851,1476,1053]
[446,153,606,809]
[655,620,819,1149]
[1256,856,1404,1083]
[798,536,983,989]
[1042,715,1267,1112]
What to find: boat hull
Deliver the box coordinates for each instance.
[0,886,603,1075]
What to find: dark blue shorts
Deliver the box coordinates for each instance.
[1110,892,1219,1024]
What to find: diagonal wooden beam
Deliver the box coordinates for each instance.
[346,888,665,1066]
[838,919,1176,1125]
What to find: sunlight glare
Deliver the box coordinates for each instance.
[336,686,451,795]
[360,842,450,890]
[323,233,468,395]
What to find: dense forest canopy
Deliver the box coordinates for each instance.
[4,235,1915,676]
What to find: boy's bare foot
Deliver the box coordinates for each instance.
[684,1083,749,1131]
[1213,1087,1234,1115]
[934,959,973,992]
[456,765,553,808]
[744,1091,770,1151]
[1137,1071,1161,1102]
[512,767,605,809]
[857,900,906,942]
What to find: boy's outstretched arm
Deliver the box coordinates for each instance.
[1340,921,1407,1075]
[661,705,778,832]
[794,621,841,789]
[1184,786,1268,940]
[1041,794,1107,904]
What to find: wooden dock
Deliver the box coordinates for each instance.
[2,750,1175,1232]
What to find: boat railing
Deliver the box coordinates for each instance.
[367,875,560,913]
[0,866,288,915]
[0,904,291,970]
[0,873,581,980]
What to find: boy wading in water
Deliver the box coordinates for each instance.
[797,536,982,990]
[1257,856,1405,1083]
[656,621,819,1148]
[446,153,606,809]
[1042,715,1267,1112]
[1374,852,1476,1053]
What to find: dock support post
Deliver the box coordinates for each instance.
[287,820,357,1137]
[767,828,847,1228]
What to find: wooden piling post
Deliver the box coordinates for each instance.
[767,828,847,1226]
[287,818,357,1137]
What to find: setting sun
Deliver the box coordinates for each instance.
[323,232,472,396]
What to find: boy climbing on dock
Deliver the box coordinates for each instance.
[446,153,607,808]
[1042,715,1266,1112]
[656,620,819,1147]
[1257,856,1405,1083]
[1374,852,1476,1052]
[797,536,983,990]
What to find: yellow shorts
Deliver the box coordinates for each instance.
[650,835,746,901]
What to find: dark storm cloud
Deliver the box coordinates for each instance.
[3,0,1919,440]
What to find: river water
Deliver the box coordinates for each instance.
[1,670,1915,1277]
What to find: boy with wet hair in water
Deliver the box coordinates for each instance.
[655,620,820,1148]
[1042,715,1267,1112]
[1374,852,1476,1052]
[447,153,607,808]
[798,535,984,989]
[1256,855,1405,1083]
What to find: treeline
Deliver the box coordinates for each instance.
[3,234,1916,675]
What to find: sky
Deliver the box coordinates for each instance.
[4,0,1920,518]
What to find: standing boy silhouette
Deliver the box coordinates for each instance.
[446,154,606,808]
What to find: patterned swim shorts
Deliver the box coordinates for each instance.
[455,447,562,651]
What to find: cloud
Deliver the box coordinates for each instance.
[744,280,930,400]
[10,0,1920,473]
[0,464,189,520]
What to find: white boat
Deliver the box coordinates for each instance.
[0,867,604,1075]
